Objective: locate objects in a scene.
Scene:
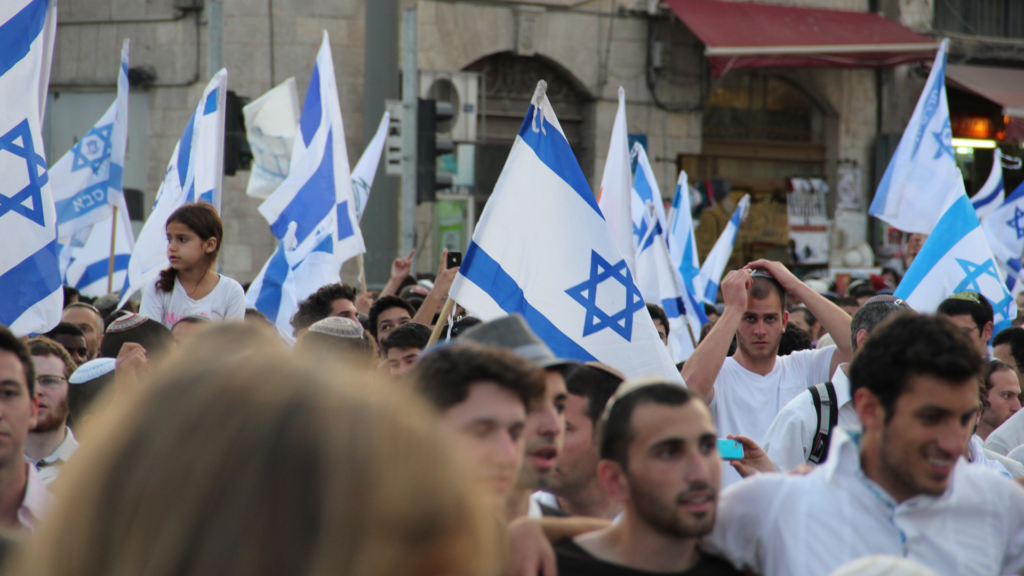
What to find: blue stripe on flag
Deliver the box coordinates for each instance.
[203,89,219,115]
[54,181,109,224]
[254,243,290,323]
[177,110,197,188]
[661,297,684,319]
[895,195,977,298]
[0,0,48,78]
[0,240,61,326]
[1005,181,1024,205]
[634,170,655,204]
[703,280,719,304]
[972,177,1004,209]
[108,163,123,195]
[270,131,335,243]
[299,64,321,148]
[461,242,597,363]
[121,61,129,76]
[517,105,602,218]
[73,254,130,289]
[336,200,353,240]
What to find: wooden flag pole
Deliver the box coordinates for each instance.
[357,253,367,294]
[106,206,118,294]
[426,296,456,347]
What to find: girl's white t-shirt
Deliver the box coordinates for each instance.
[140,273,247,328]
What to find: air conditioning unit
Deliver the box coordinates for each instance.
[419,72,480,143]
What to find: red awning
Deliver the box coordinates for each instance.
[665,0,939,77]
[946,64,1024,118]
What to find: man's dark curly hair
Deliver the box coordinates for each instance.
[850,314,982,423]
[411,343,546,413]
[290,283,358,336]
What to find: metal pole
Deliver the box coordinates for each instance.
[400,8,418,257]
[208,0,224,76]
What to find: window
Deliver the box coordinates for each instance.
[703,74,824,144]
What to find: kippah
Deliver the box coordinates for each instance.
[863,294,912,310]
[69,358,116,385]
[948,291,982,304]
[308,317,364,339]
[106,312,149,333]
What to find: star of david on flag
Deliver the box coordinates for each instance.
[870,39,960,234]
[896,177,1017,336]
[50,39,131,241]
[566,251,646,340]
[983,180,1024,296]
[0,120,48,226]
[449,81,680,381]
[71,124,113,174]
[0,0,62,336]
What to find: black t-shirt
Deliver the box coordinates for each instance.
[554,538,742,576]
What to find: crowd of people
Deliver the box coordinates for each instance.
[3,203,1024,576]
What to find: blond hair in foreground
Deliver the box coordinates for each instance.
[14,324,498,576]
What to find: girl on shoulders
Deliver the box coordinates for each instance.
[140,203,246,328]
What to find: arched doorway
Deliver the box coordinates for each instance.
[682,71,836,269]
[463,52,592,201]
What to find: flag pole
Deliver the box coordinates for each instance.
[107,206,118,294]
[685,319,698,349]
[357,254,367,293]
[426,296,456,347]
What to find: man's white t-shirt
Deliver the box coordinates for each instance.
[140,274,246,328]
[711,346,835,486]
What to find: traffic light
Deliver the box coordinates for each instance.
[417,98,455,203]
[224,90,252,175]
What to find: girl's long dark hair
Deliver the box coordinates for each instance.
[157,203,224,293]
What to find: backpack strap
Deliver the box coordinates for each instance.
[808,381,839,464]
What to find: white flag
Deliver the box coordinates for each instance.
[119,70,228,307]
[896,178,1015,335]
[597,87,635,276]
[50,40,130,241]
[243,77,301,200]
[0,0,61,336]
[869,40,958,234]
[450,81,680,381]
[351,111,389,221]
[63,207,134,298]
[971,151,1005,222]
[695,194,750,305]
[258,32,364,269]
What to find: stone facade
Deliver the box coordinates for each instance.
[49,0,935,285]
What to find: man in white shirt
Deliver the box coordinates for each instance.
[976,359,1021,441]
[0,327,53,531]
[680,259,852,486]
[25,338,79,486]
[704,314,1024,576]
[763,295,913,471]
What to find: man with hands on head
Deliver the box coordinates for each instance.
[680,260,852,487]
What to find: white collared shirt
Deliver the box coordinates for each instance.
[18,463,52,531]
[710,346,835,486]
[762,365,861,471]
[704,429,1024,576]
[984,407,1024,456]
[33,427,79,486]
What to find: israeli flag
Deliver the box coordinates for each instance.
[119,69,228,308]
[352,111,389,221]
[631,146,700,360]
[695,194,750,305]
[870,40,958,234]
[0,0,61,336]
[667,171,705,312]
[449,81,680,381]
[258,32,365,268]
[895,177,1016,334]
[245,221,337,344]
[63,207,134,298]
[596,87,636,276]
[50,40,130,240]
[982,181,1024,295]
[971,151,1005,222]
